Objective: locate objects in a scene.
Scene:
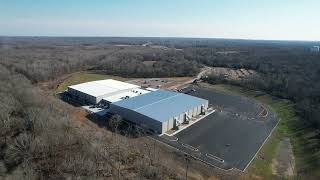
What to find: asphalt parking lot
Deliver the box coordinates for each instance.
[156,86,278,171]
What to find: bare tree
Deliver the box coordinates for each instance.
[108,115,123,179]
[108,115,122,136]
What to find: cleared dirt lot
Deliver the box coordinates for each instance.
[157,85,278,171]
[127,77,194,89]
[209,67,259,82]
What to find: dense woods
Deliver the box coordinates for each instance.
[186,45,320,127]
[0,64,178,179]
[0,37,320,178]
[0,38,199,82]
[91,48,199,78]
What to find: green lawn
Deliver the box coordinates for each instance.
[199,83,320,179]
[56,71,132,92]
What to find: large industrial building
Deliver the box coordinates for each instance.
[110,90,208,134]
[67,79,148,104]
[67,79,209,134]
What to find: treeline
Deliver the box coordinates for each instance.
[190,46,320,127]
[0,43,120,82]
[0,40,200,83]
[92,50,199,78]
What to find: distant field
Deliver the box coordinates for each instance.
[56,71,132,92]
[201,83,320,179]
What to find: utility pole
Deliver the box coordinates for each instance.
[184,154,190,180]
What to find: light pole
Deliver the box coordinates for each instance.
[184,154,190,180]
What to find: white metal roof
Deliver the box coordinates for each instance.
[146,87,158,91]
[94,79,138,90]
[68,79,140,97]
[102,88,150,103]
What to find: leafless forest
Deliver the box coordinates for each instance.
[0,37,320,179]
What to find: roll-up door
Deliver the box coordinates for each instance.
[162,121,168,133]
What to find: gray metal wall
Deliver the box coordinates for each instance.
[162,100,209,132]
[68,87,97,104]
[162,118,175,133]
[110,105,163,133]
[111,100,209,134]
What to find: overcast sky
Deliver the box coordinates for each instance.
[1,0,320,41]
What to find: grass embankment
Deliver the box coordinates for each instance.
[56,71,132,92]
[200,83,320,179]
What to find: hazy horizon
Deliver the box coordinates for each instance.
[1,0,320,41]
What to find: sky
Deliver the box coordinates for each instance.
[0,0,320,41]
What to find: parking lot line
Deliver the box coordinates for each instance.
[206,153,225,163]
[149,135,234,172]
[242,111,279,172]
[182,143,199,152]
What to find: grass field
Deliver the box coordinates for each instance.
[56,71,132,92]
[199,83,320,179]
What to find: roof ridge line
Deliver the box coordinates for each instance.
[93,80,122,91]
[133,92,182,111]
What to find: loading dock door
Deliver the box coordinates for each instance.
[162,121,168,133]
[197,105,201,115]
[174,117,179,127]
[201,104,206,114]
[169,118,174,130]
[179,113,184,123]
[188,109,193,117]
[192,106,197,117]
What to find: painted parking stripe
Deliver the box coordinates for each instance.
[182,143,199,152]
[205,153,225,163]
[149,136,234,172]
[170,137,178,141]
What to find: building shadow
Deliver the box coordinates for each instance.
[86,112,155,138]
[58,91,156,138]
[58,91,88,107]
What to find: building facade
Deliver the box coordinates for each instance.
[110,90,208,134]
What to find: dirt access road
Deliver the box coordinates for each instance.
[167,66,211,90]
[126,66,211,90]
